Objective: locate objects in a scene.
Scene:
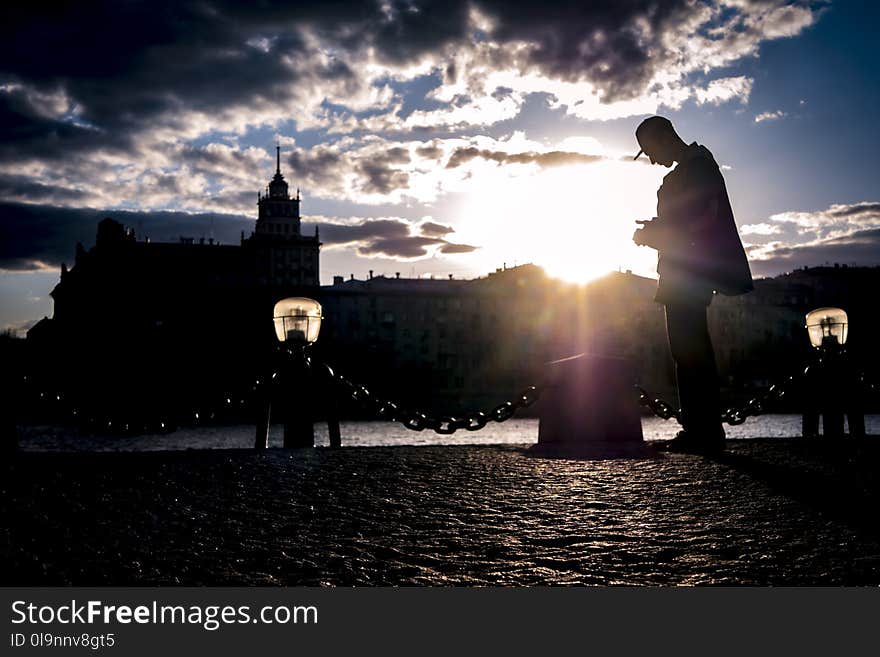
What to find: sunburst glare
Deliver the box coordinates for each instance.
[453,159,666,283]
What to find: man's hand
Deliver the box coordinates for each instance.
[633,218,660,248]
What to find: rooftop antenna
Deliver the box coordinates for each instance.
[276,144,281,175]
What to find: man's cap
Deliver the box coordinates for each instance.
[634,116,674,160]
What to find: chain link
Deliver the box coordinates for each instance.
[332,367,542,435]
[635,386,680,421]
[19,371,267,435]
[637,362,809,426]
[859,371,880,400]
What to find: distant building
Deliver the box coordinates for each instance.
[319,267,543,409]
[33,148,319,348]
[27,150,320,414]
[317,265,672,410]
[317,263,880,411]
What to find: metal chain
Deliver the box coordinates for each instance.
[636,363,810,426]
[635,386,680,422]
[331,369,542,435]
[719,376,793,425]
[18,372,266,435]
[22,354,877,436]
[859,371,880,400]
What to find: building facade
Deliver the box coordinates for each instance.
[245,146,320,288]
[27,151,320,416]
[316,265,672,412]
[40,148,320,344]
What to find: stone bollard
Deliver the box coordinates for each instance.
[529,353,652,459]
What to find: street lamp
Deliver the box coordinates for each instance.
[257,297,340,450]
[273,297,323,345]
[801,306,863,439]
[805,307,848,349]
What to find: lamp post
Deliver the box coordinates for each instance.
[801,307,864,439]
[273,297,323,347]
[255,297,339,449]
[805,307,848,350]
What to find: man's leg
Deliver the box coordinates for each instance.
[665,302,724,440]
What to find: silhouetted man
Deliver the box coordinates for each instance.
[633,116,753,454]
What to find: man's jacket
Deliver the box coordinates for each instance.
[650,143,753,304]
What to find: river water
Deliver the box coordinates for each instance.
[19,414,880,451]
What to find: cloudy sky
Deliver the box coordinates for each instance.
[1,0,878,332]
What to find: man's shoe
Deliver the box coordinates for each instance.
[658,429,725,455]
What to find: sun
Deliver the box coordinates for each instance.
[451,158,665,284]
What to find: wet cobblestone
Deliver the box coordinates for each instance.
[2,440,880,585]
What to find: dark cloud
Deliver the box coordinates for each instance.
[478,1,694,100]
[287,148,345,186]
[359,236,445,259]
[419,221,454,237]
[446,147,605,169]
[319,218,477,259]
[0,175,91,205]
[319,219,411,245]
[749,228,880,277]
[356,159,410,195]
[285,140,608,201]
[0,88,131,163]
[382,147,412,165]
[152,173,190,194]
[288,144,415,196]
[347,0,704,100]
[320,219,439,258]
[439,242,478,254]
[0,202,252,271]
[0,1,807,170]
[355,147,411,195]
[1,7,334,166]
[349,1,473,67]
[828,203,880,218]
[415,144,443,159]
[212,189,263,210]
[177,145,266,176]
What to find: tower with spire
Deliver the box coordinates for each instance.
[245,145,320,288]
[255,145,301,236]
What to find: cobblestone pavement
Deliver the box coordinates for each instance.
[3,440,880,585]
